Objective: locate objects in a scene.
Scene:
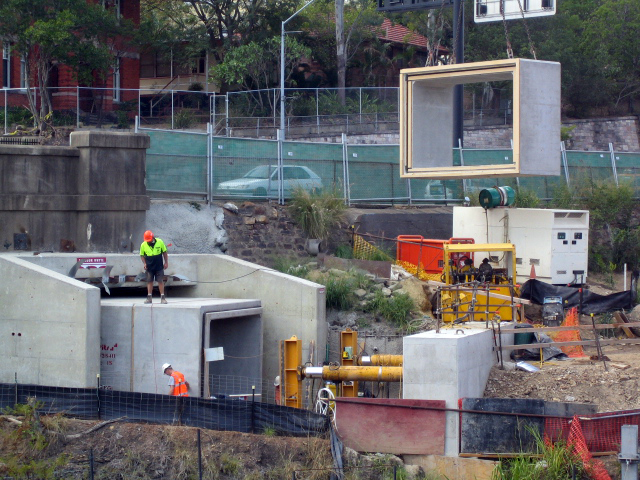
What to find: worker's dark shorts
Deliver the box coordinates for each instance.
[146,269,165,282]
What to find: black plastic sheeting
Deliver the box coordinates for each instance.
[520,279,635,315]
[0,384,329,437]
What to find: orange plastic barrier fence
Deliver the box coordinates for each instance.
[548,307,586,358]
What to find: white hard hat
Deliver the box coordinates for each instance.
[274,375,280,387]
[162,363,171,373]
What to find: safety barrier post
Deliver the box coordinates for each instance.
[89,448,94,480]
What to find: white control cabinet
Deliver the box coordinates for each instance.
[453,207,589,285]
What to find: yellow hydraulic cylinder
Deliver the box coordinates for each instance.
[300,365,403,382]
[357,354,403,366]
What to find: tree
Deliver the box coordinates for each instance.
[585,0,640,111]
[211,36,311,115]
[0,0,133,133]
[142,0,298,68]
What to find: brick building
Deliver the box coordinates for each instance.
[1,0,141,114]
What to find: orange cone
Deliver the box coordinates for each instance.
[530,264,536,279]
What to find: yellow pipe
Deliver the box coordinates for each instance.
[357,354,403,366]
[302,365,403,382]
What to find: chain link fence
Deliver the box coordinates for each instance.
[140,126,640,205]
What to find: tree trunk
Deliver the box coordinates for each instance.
[335,0,346,105]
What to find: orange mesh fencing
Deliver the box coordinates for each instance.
[545,409,640,454]
[548,307,586,358]
[567,415,611,480]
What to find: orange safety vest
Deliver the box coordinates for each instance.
[170,371,189,396]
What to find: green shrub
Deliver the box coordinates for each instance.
[549,183,576,209]
[334,244,354,259]
[271,256,309,278]
[288,186,346,242]
[174,109,195,129]
[514,187,540,208]
[365,291,415,326]
[491,427,585,480]
[325,276,354,310]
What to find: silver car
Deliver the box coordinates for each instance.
[217,165,322,197]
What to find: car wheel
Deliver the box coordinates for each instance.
[254,187,267,197]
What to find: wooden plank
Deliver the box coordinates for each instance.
[500,321,640,334]
[498,337,640,351]
[614,311,636,338]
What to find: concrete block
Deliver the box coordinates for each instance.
[404,329,494,456]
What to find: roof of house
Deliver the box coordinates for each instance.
[374,19,429,48]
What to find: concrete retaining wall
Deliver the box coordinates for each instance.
[0,255,101,387]
[0,131,150,253]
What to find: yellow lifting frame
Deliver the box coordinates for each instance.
[442,243,517,285]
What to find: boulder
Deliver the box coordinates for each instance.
[397,276,432,312]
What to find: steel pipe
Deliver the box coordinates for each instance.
[300,365,402,382]
[358,355,403,366]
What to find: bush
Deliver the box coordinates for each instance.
[288,186,346,242]
[325,275,355,310]
[174,109,195,129]
[334,244,353,259]
[514,187,540,208]
[365,291,415,326]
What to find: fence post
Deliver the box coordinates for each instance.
[14,372,18,406]
[407,178,412,206]
[134,115,138,134]
[89,448,94,480]
[76,86,80,129]
[316,88,320,135]
[619,425,639,480]
[138,88,141,124]
[342,133,350,206]
[251,385,256,434]
[197,429,203,480]
[207,123,212,203]
[4,89,7,135]
[458,138,468,194]
[609,142,619,186]
[561,141,570,186]
[96,374,101,420]
[359,87,362,125]
[277,129,284,205]
[171,90,174,130]
[225,95,229,137]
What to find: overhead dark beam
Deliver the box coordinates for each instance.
[377,0,454,12]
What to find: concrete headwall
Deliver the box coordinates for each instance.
[0,131,150,253]
[0,255,101,387]
[6,252,325,389]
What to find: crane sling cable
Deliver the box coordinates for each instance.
[514,0,538,59]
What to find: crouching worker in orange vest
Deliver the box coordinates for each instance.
[163,363,189,396]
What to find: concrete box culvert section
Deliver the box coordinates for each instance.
[100,297,262,398]
[0,252,326,393]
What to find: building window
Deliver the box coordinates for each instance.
[113,58,121,102]
[102,0,121,19]
[2,43,10,88]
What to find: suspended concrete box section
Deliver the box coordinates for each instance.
[399,58,561,179]
[100,298,262,399]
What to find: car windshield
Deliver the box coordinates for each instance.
[243,166,276,179]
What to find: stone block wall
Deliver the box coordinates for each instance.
[295,116,640,152]
[0,131,150,253]
[222,202,313,266]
